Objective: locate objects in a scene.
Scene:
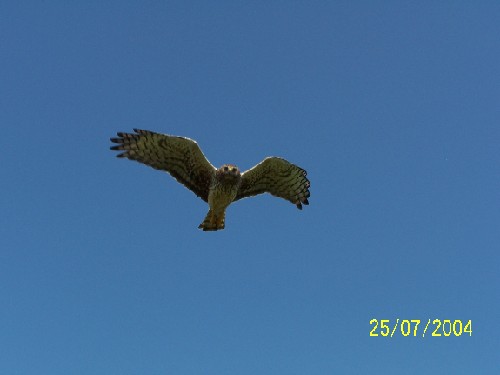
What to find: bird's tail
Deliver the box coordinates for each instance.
[198,209,225,231]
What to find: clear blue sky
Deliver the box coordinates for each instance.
[1,1,499,374]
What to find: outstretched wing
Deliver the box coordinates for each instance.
[234,157,310,209]
[110,129,216,202]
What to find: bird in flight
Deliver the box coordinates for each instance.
[110,129,310,231]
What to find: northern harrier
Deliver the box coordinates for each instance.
[110,129,310,231]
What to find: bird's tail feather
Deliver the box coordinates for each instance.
[198,209,225,231]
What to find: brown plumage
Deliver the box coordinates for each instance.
[110,129,310,231]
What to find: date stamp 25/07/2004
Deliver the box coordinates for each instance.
[370,319,472,338]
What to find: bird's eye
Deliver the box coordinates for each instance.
[224,166,229,171]
[232,167,237,172]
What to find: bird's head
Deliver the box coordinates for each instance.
[217,164,241,182]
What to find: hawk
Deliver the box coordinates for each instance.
[110,129,310,231]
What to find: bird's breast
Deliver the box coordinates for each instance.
[208,180,239,212]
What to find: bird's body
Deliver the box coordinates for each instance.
[110,129,310,231]
[200,164,241,230]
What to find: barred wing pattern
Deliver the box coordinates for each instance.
[235,157,310,209]
[110,129,216,202]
